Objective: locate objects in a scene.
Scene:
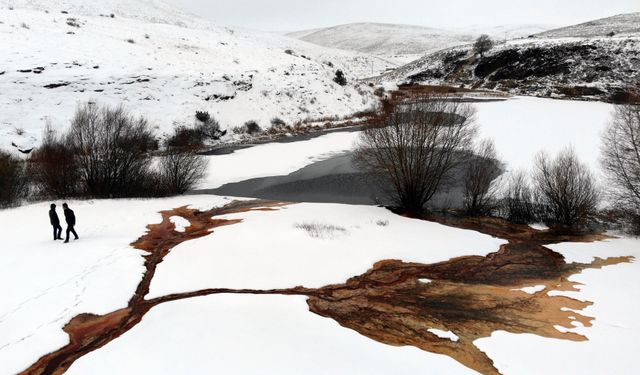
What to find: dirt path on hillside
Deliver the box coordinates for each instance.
[20,201,632,375]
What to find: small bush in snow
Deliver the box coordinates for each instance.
[127,38,135,44]
[66,18,80,28]
[295,222,348,239]
[166,126,206,150]
[333,70,347,86]
[284,49,295,56]
[158,149,208,195]
[271,117,286,128]
[20,22,29,29]
[376,220,389,227]
[244,120,262,135]
[195,110,211,123]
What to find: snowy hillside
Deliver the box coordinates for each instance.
[287,23,474,64]
[536,12,640,38]
[0,2,391,155]
[2,0,208,27]
[454,24,556,40]
[374,36,640,101]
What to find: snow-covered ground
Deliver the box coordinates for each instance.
[147,202,507,295]
[0,2,390,154]
[0,195,228,375]
[476,237,640,375]
[68,294,476,375]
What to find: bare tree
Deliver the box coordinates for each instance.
[354,96,477,213]
[464,139,502,215]
[500,170,537,224]
[66,103,157,198]
[158,150,208,195]
[474,34,494,58]
[601,103,640,230]
[533,147,600,228]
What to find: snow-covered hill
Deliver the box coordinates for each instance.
[2,0,211,28]
[535,12,640,38]
[454,24,556,40]
[374,36,640,101]
[0,1,390,155]
[287,23,474,64]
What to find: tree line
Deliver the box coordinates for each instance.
[0,102,208,206]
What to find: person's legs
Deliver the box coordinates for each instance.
[55,225,62,240]
[52,225,57,240]
[65,225,78,243]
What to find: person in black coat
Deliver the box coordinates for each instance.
[49,204,63,240]
[62,203,79,243]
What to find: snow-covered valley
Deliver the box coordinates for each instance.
[2,0,640,374]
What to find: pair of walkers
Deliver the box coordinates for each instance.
[49,203,79,243]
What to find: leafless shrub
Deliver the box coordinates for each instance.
[14,127,25,136]
[166,126,205,150]
[499,171,537,224]
[20,22,29,29]
[601,103,640,233]
[28,122,80,197]
[67,102,158,198]
[533,147,600,228]
[463,139,503,215]
[0,150,26,207]
[295,222,348,239]
[354,95,477,213]
[158,150,208,195]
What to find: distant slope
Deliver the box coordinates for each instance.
[374,36,640,101]
[0,2,391,154]
[287,23,474,63]
[536,12,640,38]
[455,24,556,39]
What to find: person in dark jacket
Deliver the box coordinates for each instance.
[49,204,63,240]
[62,203,79,243]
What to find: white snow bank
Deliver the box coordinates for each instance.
[0,195,228,374]
[169,216,190,233]
[148,202,507,297]
[199,131,360,189]
[428,329,460,342]
[476,236,640,375]
[512,285,546,294]
[68,294,475,374]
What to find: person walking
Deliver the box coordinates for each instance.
[62,203,79,243]
[49,204,63,240]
